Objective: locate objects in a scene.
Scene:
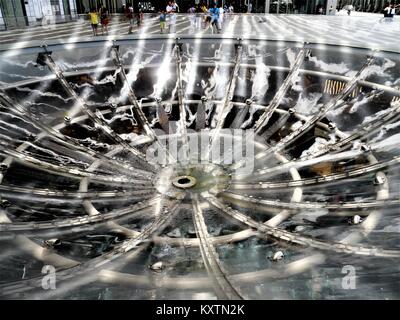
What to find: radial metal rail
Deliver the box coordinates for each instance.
[210,41,243,146]
[37,51,155,171]
[0,195,160,235]
[0,90,154,179]
[231,155,400,189]
[254,47,310,134]
[111,46,175,163]
[232,55,375,173]
[0,144,151,185]
[303,99,400,160]
[174,42,190,162]
[192,196,244,300]
[0,199,182,298]
[0,184,155,202]
[222,191,400,210]
[206,195,400,258]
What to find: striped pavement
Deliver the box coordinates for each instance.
[0,13,398,52]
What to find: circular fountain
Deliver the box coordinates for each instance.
[0,33,399,300]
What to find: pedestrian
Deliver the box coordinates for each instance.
[172,1,180,13]
[166,1,177,33]
[188,4,196,28]
[100,6,109,35]
[88,8,99,36]
[218,4,224,28]
[135,3,144,27]
[209,4,221,33]
[382,3,396,22]
[195,4,203,29]
[160,10,167,33]
[125,4,134,34]
[121,4,127,21]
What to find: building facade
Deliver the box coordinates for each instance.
[0,0,78,29]
[75,0,125,13]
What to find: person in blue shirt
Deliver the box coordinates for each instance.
[160,10,166,33]
[209,4,221,33]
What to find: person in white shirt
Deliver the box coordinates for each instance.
[166,1,177,33]
[382,4,396,21]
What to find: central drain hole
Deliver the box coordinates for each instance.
[172,175,197,189]
[178,177,191,184]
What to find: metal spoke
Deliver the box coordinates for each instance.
[0,195,161,236]
[0,90,154,179]
[221,191,400,211]
[231,155,400,189]
[111,46,175,163]
[37,50,155,171]
[210,41,243,146]
[231,55,375,172]
[254,47,309,134]
[175,42,190,162]
[206,194,400,258]
[192,196,244,300]
[0,144,151,185]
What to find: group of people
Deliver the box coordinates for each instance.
[382,2,399,21]
[160,2,234,34]
[159,1,180,33]
[122,3,144,34]
[88,6,110,36]
[87,1,236,36]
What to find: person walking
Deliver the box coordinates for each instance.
[209,4,221,34]
[135,3,144,27]
[166,1,177,33]
[382,3,397,22]
[160,10,167,33]
[195,4,203,30]
[89,8,99,36]
[188,4,196,28]
[99,6,110,35]
[125,4,134,34]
